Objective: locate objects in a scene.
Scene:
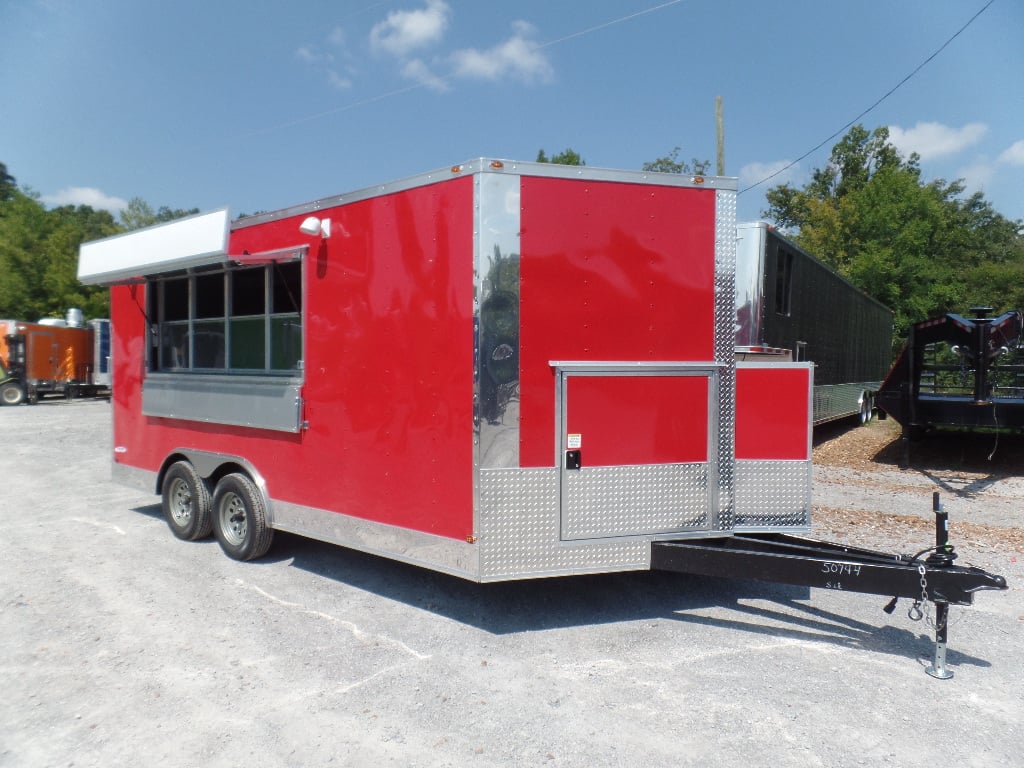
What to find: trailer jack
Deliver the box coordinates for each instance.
[651,493,1007,678]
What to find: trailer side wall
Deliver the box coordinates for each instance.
[111,176,477,541]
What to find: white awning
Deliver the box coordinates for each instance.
[77,208,230,285]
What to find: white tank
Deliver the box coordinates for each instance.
[66,308,85,327]
[38,318,68,327]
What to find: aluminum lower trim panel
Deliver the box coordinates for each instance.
[733,459,811,529]
[562,463,710,540]
[272,501,480,580]
[478,468,651,580]
[112,461,158,493]
[113,456,480,579]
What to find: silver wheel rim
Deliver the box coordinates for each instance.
[168,477,192,526]
[219,492,247,546]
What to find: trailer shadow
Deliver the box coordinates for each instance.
[131,493,992,668]
[816,418,1024,501]
[875,430,1024,475]
[132,503,164,521]
[663,589,990,669]
[879,431,1024,501]
[266,531,990,668]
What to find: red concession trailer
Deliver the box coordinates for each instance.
[77,160,815,579]
[78,160,1010,674]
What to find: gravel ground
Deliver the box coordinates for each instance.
[1,400,1021,767]
[812,418,1024,567]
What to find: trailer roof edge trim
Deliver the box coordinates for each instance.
[234,158,738,230]
[78,208,230,286]
[737,220,893,315]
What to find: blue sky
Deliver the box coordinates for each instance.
[2,0,1022,227]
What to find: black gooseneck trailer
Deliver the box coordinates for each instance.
[876,307,1024,439]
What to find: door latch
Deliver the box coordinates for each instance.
[565,450,582,470]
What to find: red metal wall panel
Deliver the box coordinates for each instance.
[110,285,147,453]
[566,375,709,466]
[112,177,476,540]
[518,177,717,467]
[735,366,811,460]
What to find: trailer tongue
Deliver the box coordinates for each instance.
[652,493,1007,679]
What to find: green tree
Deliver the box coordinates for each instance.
[42,205,120,319]
[536,148,585,166]
[119,196,199,231]
[0,162,16,202]
[642,147,710,175]
[0,190,118,320]
[0,189,52,319]
[762,125,1024,342]
[0,163,205,321]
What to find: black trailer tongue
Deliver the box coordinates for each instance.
[651,493,1007,679]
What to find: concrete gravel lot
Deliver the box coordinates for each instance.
[1,400,1021,767]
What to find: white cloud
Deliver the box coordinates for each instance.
[956,160,995,192]
[297,28,351,88]
[327,26,346,47]
[998,140,1024,166]
[42,187,128,213]
[327,70,353,90]
[887,122,987,161]
[401,59,450,92]
[370,0,450,57]
[739,160,799,191]
[450,21,552,83]
[295,45,318,64]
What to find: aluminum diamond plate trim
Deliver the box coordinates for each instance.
[477,468,650,580]
[562,463,709,539]
[715,188,738,530]
[733,460,811,528]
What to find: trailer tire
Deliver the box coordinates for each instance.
[1,382,25,406]
[161,461,213,541]
[858,392,874,425]
[211,473,273,561]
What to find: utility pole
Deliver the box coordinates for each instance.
[715,96,725,176]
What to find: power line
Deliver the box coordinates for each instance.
[739,0,996,196]
[244,1,687,138]
[539,0,685,49]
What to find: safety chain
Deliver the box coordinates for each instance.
[907,563,947,630]
[908,564,927,621]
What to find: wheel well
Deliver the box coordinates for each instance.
[156,453,269,519]
[206,462,250,488]
[155,453,192,494]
